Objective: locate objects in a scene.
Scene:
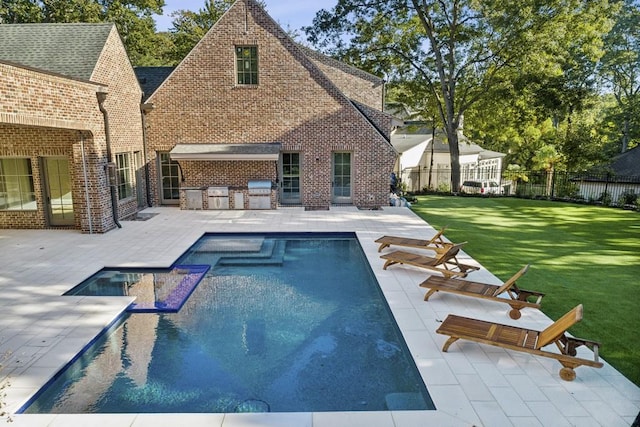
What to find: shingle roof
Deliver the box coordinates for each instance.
[391,126,506,159]
[609,145,640,176]
[0,23,113,80]
[297,44,384,85]
[134,67,175,101]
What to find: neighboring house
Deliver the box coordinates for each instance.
[136,0,395,210]
[0,23,146,233]
[391,125,505,192]
[575,146,640,203]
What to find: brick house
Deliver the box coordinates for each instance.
[137,0,396,210]
[0,23,146,233]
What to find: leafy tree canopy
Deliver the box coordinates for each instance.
[600,0,640,151]
[306,0,616,182]
[1,0,165,65]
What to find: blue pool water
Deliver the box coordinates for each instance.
[64,265,210,312]
[22,233,434,413]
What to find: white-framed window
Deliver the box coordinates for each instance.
[0,157,36,210]
[116,153,133,200]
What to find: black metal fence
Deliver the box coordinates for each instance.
[400,169,640,207]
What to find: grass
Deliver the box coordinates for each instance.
[410,194,640,386]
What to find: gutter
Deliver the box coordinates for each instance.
[141,99,153,207]
[96,90,121,229]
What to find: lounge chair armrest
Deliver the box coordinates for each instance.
[564,336,602,362]
[515,288,545,304]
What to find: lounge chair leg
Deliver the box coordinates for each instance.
[382,260,396,270]
[508,307,522,320]
[559,367,576,381]
[442,336,459,352]
[423,289,438,301]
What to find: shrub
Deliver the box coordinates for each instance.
[437,182,451,192]
[618,189,638,206]
[556,182,580,199]
[598,191,613,206]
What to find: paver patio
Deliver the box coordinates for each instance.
[1,207,638,426]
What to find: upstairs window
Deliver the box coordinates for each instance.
[236,46,258,85]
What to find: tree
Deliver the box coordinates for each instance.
[166,0,267,65]
[167,0,234,64]
[532,144,564,196]
[306,0,615,191]
[0,0,165,65]
[0,0,43,22]
[600,0,640,152]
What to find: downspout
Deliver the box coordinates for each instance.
[97,90,121,228]
[141,99,153,207]
[79,131,94,234]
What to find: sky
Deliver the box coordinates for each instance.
[153,1,337,32]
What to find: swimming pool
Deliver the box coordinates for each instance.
[21,233,434,413]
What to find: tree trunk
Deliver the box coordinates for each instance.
[546,167,554,197]
[447,123,461,192]
[622,117,629,153]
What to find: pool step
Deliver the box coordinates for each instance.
[217,239,286,266]
[191,237,265,253]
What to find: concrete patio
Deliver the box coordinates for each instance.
[1,206,638,426]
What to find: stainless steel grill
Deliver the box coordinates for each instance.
[207,186,229,209]
[248,180,272,209]
[247,180,272,195]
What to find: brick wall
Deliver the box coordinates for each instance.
[302,46,385,111]
[0,25,145,233]
[144,0,396,209]
[0,62,115,232]
[92,27,146,220]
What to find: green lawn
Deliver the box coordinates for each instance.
[410,195,640,386]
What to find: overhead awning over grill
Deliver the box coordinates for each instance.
[169,143,281,161]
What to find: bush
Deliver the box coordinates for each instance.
[556,182,580,199]
[599,191,613,206]
[437,182,451,192]
[618,190,638,207]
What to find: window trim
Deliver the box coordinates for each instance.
[235,45,259,86]
[115,153,133,201]
[0,157,36,211]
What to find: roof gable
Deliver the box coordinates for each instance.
[146,0,390,144]
[0,23,114,81]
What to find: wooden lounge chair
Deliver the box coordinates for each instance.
[380,242,480,279]
[419,264,544,319]
[375,226,452,253]
[435,304,603,381]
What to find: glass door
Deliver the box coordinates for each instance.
[159,152,180,205]
[332,152,352,204]
[280,152,301,204]
[43,157,74,226]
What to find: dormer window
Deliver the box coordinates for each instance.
[236,46,258,85]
